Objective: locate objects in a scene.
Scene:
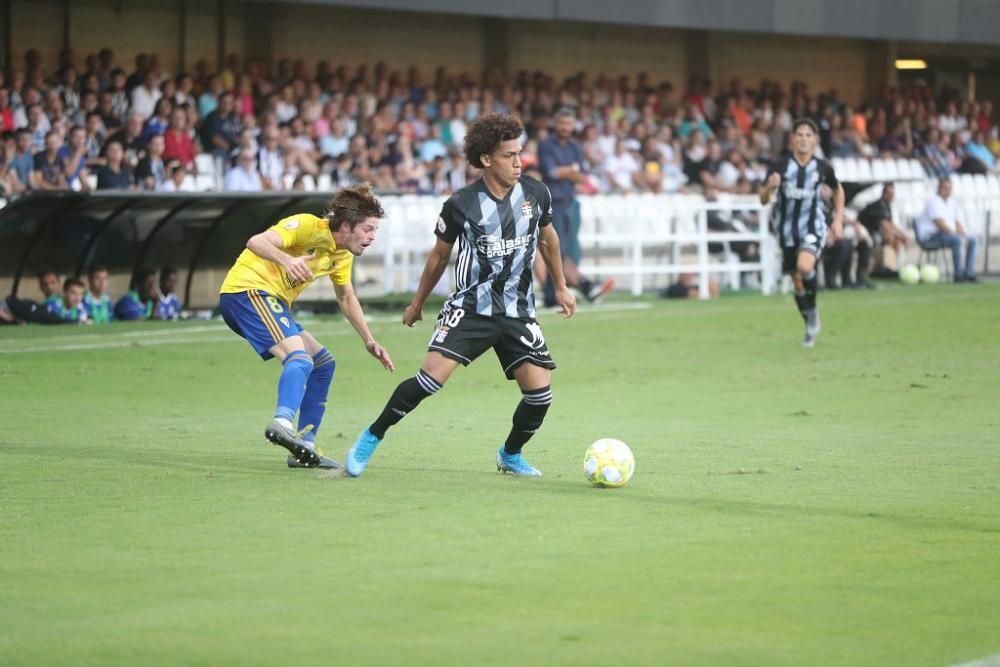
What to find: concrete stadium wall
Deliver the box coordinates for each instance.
[709,32,869,103]
[3,0,996,104]
[505,22,687,84]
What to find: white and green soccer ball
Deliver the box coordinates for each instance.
[920,264,940,284]
[584,438,635,488]
[899,264,921,285]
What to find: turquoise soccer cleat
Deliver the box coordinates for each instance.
[345,428,382,477]
[496,448,543,477]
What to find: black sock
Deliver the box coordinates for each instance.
[579,277,594,296]
[803,270,818,310]
[856,242,872,284]
[369,370,442,439]
[794,291,808,319]
[504,386,552,455]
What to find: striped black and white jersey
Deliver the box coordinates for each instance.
[435,176,552,319]
[768,155,839,248]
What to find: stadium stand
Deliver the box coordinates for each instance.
[2,44,1000,308]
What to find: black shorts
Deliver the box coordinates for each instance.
[782,233,825,274]
[428,306,556,380]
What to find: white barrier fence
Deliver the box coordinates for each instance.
[322,193,775,302]
[249,182,1000,304]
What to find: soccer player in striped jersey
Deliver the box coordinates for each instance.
[345,112,577,478]
[760,118,844,347]
[219,184,395,468]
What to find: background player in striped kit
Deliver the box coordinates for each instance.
[345,113,578,478]
[760,118,843,347]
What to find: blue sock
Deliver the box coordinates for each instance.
[297,348,335,443]
[274,350,314,423]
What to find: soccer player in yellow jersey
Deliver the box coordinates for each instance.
[219,184,395,468]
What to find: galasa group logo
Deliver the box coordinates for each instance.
[476,233,533,258]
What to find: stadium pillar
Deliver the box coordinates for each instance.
[482,19,511,75]
[242,1,274,71]
[685,29,711,83]
[864,40,897,102]
[216,0,226,72]
[178,0,187,73]
[62,0,70,50]
[1,0,10,73]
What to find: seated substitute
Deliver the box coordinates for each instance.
[114,269,158,320]
[857,183,909,276]
[219,184,395,469]
[83,265,114,323]
[156,265,181,320]
[45,277,89,323]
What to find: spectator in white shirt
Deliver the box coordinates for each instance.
[914,178,978,282]
[158,160,195,192]
[224,150,263,192]
[257,128,285,190]
[602,139,641,193]
[130,71,162,121]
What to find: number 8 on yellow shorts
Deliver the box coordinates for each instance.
[219,290,303,360]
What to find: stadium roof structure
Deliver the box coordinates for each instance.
[0,192,335,307]
[262,0,1000,46]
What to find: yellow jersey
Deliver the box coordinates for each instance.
[219,213,354,305]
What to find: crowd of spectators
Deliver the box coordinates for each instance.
[0,265,181,325]
[2,46,1000,201]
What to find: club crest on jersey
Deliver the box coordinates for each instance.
[280,316,290,327]
[520,200,535,219]
[476,232,534,258]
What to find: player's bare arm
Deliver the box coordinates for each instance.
[830,182,846,239]
[760,172,781,205]
[334,281,394,371]
[403,237,453,327]
[246,229,314,283]
[537,224,577,318]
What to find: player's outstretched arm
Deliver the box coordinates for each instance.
[403,238,453,327]
[537,225,577,318]
[246,229,314,283]
[334,282,394,371]
[760,172,781,205]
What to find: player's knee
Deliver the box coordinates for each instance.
[522,385,552,405]
[312,347,336,380]
[284,349,313,369]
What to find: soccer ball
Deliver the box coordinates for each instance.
[920,264,940,284]
[584,438,635,488]
[899,264,920,285]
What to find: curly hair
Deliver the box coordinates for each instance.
[325,183,385,230]
[463,112,523,169]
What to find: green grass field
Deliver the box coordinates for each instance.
[2,284,998,667]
